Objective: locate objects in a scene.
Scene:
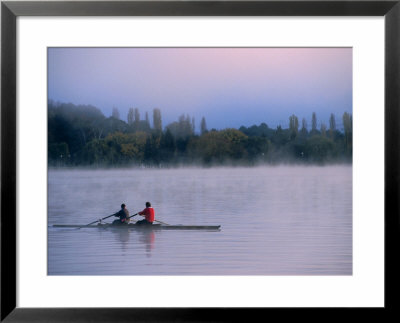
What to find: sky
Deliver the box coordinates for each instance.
[48,47,352,131]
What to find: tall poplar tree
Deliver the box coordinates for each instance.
[300,118,308,136]
[112,107,120,120]
[200,117,208,135]
[153,108,162,132]
[343,112,352,154]
[329,113,336,132]
[289,114,299,133]
[134,108,140,129]
[127,108,134,125]
[311,112,317,133]
[329,113,336,138]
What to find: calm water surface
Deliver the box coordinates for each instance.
[48,166,352,275]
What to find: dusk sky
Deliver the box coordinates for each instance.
[48,47,352,131]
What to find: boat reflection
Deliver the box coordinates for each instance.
[109,226,155,256]
[139,230,155,256]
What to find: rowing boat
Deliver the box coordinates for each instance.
[52,223,221,231]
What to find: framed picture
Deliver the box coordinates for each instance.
[2,0,399,321]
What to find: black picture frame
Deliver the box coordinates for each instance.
[1,1,399,321]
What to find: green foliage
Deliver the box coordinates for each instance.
[166,114,194,139]
[48,101,352,167]
[245,136,269,162]
[342,112,353,158]
[304,136,336,162]
[80,132,148,165]
[159,129,176,163]
[48,142,70,165]
[239,122,272,137]
[192,129,248,164]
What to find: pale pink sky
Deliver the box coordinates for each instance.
[48,47,352,130]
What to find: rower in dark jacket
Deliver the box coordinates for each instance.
[112,204,130,225]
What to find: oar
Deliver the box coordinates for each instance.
[84,213,116,226]
[127,212,139,220]
[136,214,170,225]
[85,212,138,226]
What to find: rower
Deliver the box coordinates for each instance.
[112,203,130,225]
[135,202,155,225]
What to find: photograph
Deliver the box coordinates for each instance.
[3,0,399,319]
[47,47,353,276]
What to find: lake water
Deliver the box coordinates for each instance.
[48,166,352,275]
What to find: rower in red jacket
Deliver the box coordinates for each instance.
[136,202,155,225]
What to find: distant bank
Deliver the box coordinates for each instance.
[48,101,352,167]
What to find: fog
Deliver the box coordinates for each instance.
[48,165,352,275]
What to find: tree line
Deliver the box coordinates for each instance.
[48,101,352,167]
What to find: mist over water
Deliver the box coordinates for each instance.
[48,166,352,275]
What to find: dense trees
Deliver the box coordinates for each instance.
[342,112,353,157]
[48,101,352,167]
[153,108,162,133]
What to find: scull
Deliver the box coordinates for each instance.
[52,223,221,231]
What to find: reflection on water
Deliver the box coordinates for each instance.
[109,227,156,255]
[48,166,352,275]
